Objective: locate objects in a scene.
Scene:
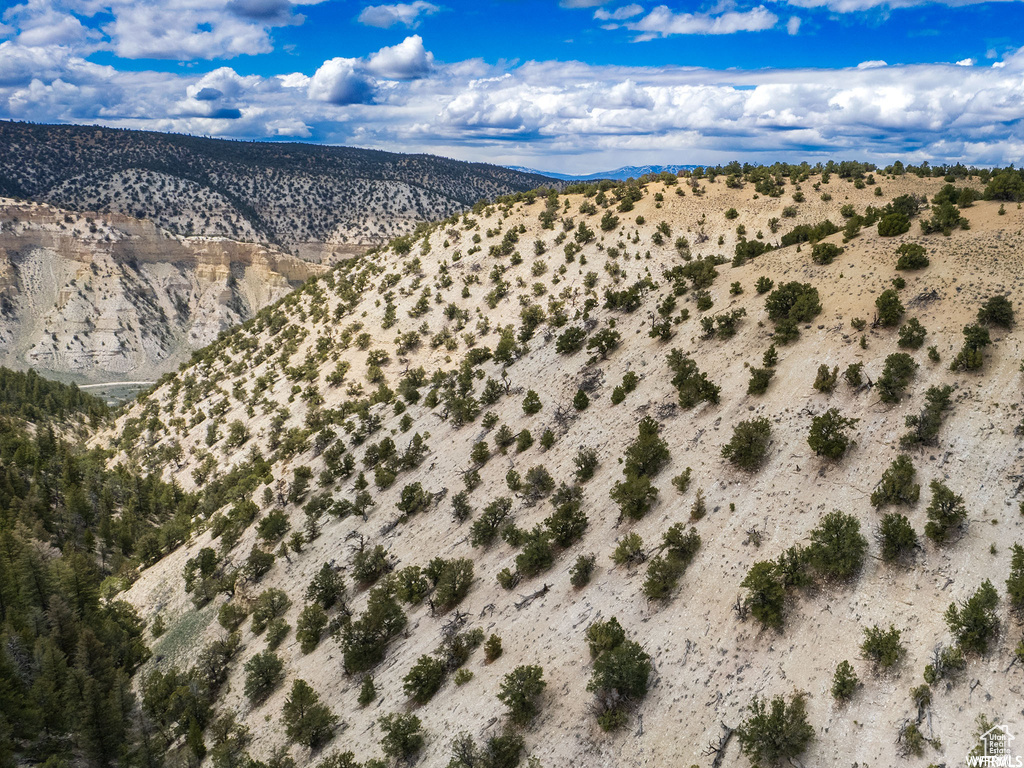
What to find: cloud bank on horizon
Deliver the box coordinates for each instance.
[1,0,1023,172]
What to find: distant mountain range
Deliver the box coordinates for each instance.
[505,164,699,181]
[0,122,557,260]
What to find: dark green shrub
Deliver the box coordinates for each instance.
[352,544,391,586]
[811,242,843,265]
[642,524,701,601]
[871,454,919,507]
[341,586,407,673]
[484,634,503,663]
[610,474,658,521]
[945,580,1000,655]
[877,212,910,236]
[305,563,346,610]
[773,318,800,344]
[573,389,590,410]
[498,665,546,726]
[736,693,814,765]
[586,327,621,358]
[741,561,786,630]
[266,618,290,649]
[493,424,515,452]
[807,408,858,460]
[574,446,599,482]
[875,289,904,326]
[470,497,513,547]
[877,352,918,403]
[920,200,968,235]
[623,415,670,477]
[570,553,596,588]
[1007,544,1024,616]
[218,602,247,631]
[523,465,555,500]
[924,480,967,545]
[515,527,554,578]
[430,557,475,610]
[897,317,927,349]
[721,417,772,471]
[522,390,542,414]
[611,532,645,567]
[950,323,991,371]
[257,508,290,544]
[843,362,863,387]
[813,364,839,393]
[451,491,472,522]
[397,482,433,516]
[378,713,423,762]
[358,676,376,707]
[895,242,929,270]
[755,276,774,294]
[672,467,692,494]
[283,679,338,749]
[861,624,906,670]
[296,604,328,653]
[555,326,587,354]
[831,660,858,701]
[878,513,918,562]
[244,651,284,704]
[403,655,446,704]
[746,367,775,395]
[765,281,821,324]
[544,497,588,548]
[667,350,720,408]
[807,511,867,581]
[394,566,430,605]
[586,620,651,731]
[978,295,1014,328]
[251,588,292,634]
[243,546,275,582]
[900,384,953,448]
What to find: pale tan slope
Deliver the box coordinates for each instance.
[115,174,1024,768]
[0,198,325,382]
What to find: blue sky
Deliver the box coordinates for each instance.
[1,0,1023,172]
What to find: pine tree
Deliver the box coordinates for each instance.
[282,679,338,749]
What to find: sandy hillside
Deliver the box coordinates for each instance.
[110,170,1024,768]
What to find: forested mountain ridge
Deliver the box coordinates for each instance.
[0,122,557,260]
[0,367,200,768]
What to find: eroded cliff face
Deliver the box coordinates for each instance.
[0,199,325,382]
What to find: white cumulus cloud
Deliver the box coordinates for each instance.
[357,1,440,28]
[0,0,323,61]
[308,57,375,105]
[780,0,1022,12]
[366,34,433,79]
[4,27,1024,172]
[594,4,645,20]
[627,5,778,39]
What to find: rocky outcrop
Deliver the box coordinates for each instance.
[0,199,325,382]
